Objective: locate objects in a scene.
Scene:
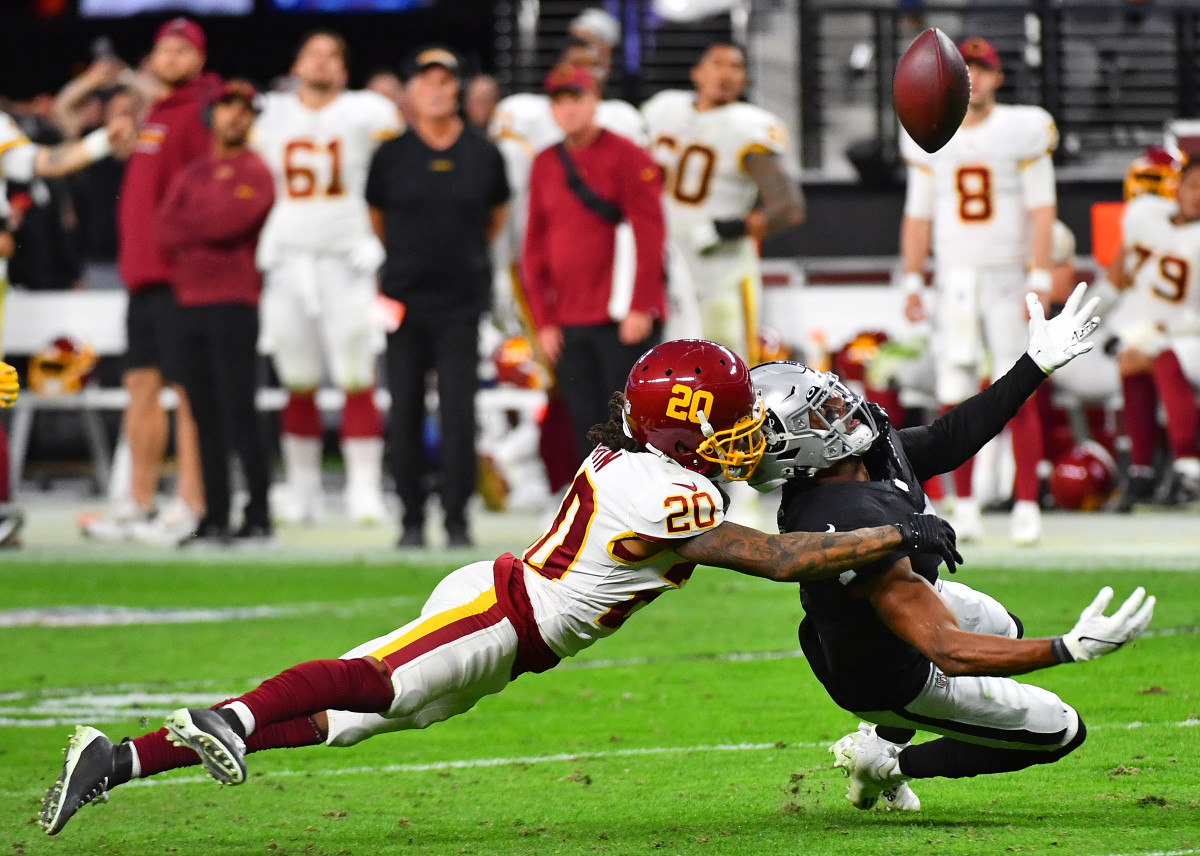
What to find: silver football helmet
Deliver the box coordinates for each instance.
[748,360,880,492]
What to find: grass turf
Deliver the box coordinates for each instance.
[2,559,1198,855]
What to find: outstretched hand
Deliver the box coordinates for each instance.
[896,512,963,573]
[1056,586,1155,662]
[1026,282,1101,374]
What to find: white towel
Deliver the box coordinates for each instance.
[608,221,636,322]
[940,267,982,366]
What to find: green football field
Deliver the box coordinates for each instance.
[2,555,1198,856]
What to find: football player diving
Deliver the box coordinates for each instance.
[40,338,961,836]
[747,285,1155,812]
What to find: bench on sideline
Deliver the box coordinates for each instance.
[3,290,544,491]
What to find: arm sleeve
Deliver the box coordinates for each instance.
[1019,155,1056,210]
[520,155,554,329]
[898,354,1047,481]
[903,163,935,219]
[622,148,667,318]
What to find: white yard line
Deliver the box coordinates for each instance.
[3,717,1198,800]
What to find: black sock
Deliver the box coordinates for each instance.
[898,721,1086,779]
[875,725,916,744]
[216,706,247,739]
[111,741,134,787]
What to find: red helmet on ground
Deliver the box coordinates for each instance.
[623,339,765,481]
[1050,441,1116,511]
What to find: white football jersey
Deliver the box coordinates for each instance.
[641,90,788,297]
[902,104,1058,268]
[1119,193,1200,333]
[252,90,400,254]
[520,444,725,659]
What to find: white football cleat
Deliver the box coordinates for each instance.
[879,780,922,811]
[80,498,152,542]
[129,496,200,546]
[1010,500,1041,546]
[345,486,387,526]
[950,497,983,543]
[830,724,909,810]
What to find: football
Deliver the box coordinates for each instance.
[892,28,970,153]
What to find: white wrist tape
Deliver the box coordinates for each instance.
[1026,268,1052,292]
[81,128,112,162]
[901,272,925,294]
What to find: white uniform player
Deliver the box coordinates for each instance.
[1105,165,1200,501]
[1111,192,1200,351]
[325,442,724,743]
[251,32,401,525]
[642,89,789,359]
[0,112,37,288]
[901,36,1058,546]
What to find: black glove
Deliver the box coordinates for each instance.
[896,512,963,573]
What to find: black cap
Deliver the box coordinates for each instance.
[401,45,462,82]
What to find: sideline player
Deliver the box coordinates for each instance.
[252,31,402,525]
[749,287,1153,811]
[1105,155,1200,507]
[900,36,1059,545]
[40,339,960,836]
[641,42,805,362]
[0,101,136,548]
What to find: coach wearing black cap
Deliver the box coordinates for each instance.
[366,46,510,549]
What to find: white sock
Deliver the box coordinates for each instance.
[128,742,142,779]
[223,701,257,738]
[342,436,384,496]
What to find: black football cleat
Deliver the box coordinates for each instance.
[41,726,118,835]
[164,708,247,785]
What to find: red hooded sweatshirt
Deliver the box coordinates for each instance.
[117,72,222,293]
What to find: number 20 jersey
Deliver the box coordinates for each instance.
[520,444,726,660]
[901,104,1057,268]
[251,90,401,254]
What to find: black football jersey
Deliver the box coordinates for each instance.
[780,419,942,712]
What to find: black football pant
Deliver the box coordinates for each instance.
[385,312,480,532]
[177,303,271,529]
[557,322,661,461]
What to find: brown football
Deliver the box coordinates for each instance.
[893,28,970,153]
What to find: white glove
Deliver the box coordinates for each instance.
[1056,586,1155,663]
[1026,282,1101,374]
[348,236,386,276]
[688,221,722,255]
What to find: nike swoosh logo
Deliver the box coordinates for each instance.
[826,524,836,533]
[672,481,699,491]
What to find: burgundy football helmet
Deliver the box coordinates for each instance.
[1050,441,1116,511]
[623,339,765,481]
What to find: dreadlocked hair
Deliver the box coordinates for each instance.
[586,392,641,453]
